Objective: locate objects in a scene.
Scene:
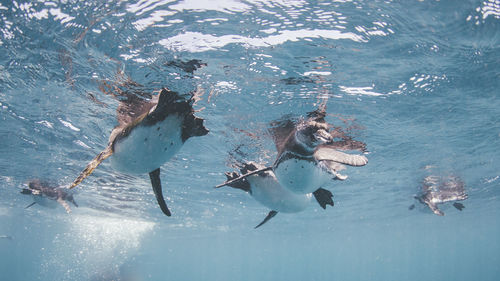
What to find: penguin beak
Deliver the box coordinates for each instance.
[433,209,445,216]
[20,188,32,195]
[314,129,333,144]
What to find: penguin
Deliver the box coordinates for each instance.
[409,175,468,216]
[223,162,334,228]
[69,88,208,216]
[217,107,367,195]
[21,179,78,213]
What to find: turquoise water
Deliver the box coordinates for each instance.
[1,0,499,280]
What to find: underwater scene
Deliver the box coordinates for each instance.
[0,0,499,280]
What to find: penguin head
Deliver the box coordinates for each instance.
[295,121,333,151]
[182,116,209,142]
[28,179,44,191]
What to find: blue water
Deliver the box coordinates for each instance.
[1,0,499,280]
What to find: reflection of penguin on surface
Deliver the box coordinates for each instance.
[223,162,334,228]
[217,104,368,196]
[21,179,78,213]
[69,88,208,216]
[409,174,468,216]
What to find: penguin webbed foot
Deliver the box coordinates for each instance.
[255,210,278,229]
[313,188,334,209]
[453,202,465,211]
[57,198,72,214]
[408,204,415,210]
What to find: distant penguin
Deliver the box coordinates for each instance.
[217,107,367,195]
[223,162,334,228]
[69,88,208,216]
[21,179,78,213]
[409,175,468,216]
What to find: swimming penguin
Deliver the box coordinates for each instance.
[223,162,334,228]
[69,88,208,216]
[21,179,78,213]
[409,175,468,216]
[217,107,367,194]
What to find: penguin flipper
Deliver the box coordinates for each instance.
[25,202,37,209]
[223,172,251,192]
[57,198,72,214]
[427,202,444,216]
[318,161,348,180]
[269,118,296,154]
[255,210,278,229]
[453,202,465,211]
[313,188,334,209]
[314,146,368,166]
[216,167,272,188]
[149,168,171,216]
[69,146,113,189]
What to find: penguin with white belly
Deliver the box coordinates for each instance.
[69,88,208,216]
[223,162,334,228]
[270,109,368,194]
[217,107,367,195]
